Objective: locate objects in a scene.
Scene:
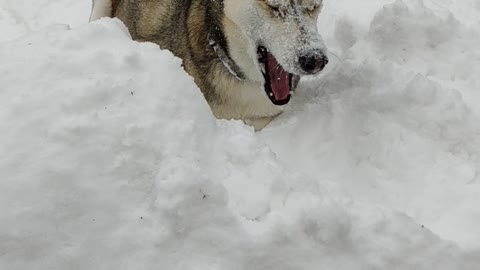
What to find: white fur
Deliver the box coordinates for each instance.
[89,0,112,22]
[219,18,284,124]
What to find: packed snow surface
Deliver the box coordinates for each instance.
[1,0,480,269]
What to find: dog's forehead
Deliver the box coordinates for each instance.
[264,0,322,7]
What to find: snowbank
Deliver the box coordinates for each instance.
[1,0,480,269]
[266,0,480,249]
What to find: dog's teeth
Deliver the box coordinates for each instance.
[269,93,274,97]
[260,63,265,73]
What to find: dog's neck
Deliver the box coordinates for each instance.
[206,3,246,81]
[207,34,245,81]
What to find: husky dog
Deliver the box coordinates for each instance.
[90,0,328,130]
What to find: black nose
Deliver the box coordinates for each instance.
[299,53,329,74]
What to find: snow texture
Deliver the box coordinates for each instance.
[1,0,480,269]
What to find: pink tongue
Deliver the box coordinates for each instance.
[267,53,290,101]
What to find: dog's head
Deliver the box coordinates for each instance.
[224,0,328,104]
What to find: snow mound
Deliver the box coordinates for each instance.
[264,0,480,250]
[1,0,480,269]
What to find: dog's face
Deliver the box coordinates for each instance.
[224,0,328,76]
[224,0,328,105]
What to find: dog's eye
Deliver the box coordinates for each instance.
[269,4,280,12]
[306,5,321,16]
[267,4,284,17]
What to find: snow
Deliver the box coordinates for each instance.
[0,0,479,269]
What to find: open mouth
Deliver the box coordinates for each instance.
[257,46,294,106]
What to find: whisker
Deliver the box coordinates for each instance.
[328,51,342,62]
[269,64,281,75]
[262,56,277,61]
